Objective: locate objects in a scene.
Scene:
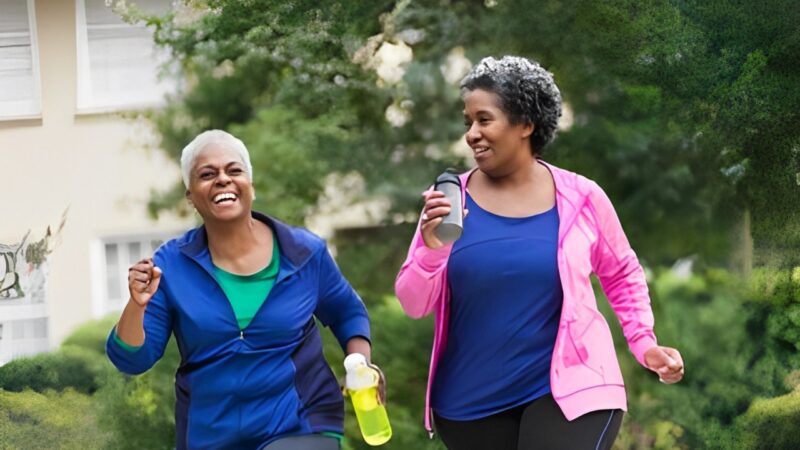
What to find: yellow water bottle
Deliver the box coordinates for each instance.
[344,353,392,446]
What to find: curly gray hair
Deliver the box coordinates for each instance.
[461,56,562,155]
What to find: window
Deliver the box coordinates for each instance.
[11,318,47,340]
[0,318,48,365]
[75,0,175,112]
[0,0,41,119]
[93,232,177,316]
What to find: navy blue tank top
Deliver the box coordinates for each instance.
[431,192,563,420]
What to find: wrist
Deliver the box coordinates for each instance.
[126,298,147,313]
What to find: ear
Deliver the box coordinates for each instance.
[520,122,534,139]
[185,190,194,207]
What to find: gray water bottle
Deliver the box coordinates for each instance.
[433,171,463,244]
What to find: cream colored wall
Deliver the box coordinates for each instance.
[0,0,193,346]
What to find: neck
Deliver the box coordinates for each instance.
[481,155,540,188]
[205,214,266,260]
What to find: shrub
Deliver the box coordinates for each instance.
[0,388,109,448]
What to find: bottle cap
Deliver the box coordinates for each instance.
[435,170,461,187]
[344,353,367,372]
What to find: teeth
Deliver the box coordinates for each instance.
[214,192,237,203]
[474,147,490,154]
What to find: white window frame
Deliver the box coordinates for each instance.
[75,0,175,114]
[0,0,42,121]
[0,309,50,366]
[90,231,179,318]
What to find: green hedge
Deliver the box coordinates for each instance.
[0,345,109,394]
[0,388,109,449]
[736,387,800,450]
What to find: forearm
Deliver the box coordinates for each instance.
[115,299,147,346]
[395,235,452,319]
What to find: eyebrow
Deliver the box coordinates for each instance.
[196,161,243,171]
[464,109,495,117]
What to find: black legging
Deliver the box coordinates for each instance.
[433,394,623,450]
[262,434,339,449]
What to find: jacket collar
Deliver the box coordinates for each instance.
[458,160,588,246]
[178,211,314,281]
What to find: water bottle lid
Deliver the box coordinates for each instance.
[344,353,367,372]
[435,170,461,186]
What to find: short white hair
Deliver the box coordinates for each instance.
[180,129,253,188]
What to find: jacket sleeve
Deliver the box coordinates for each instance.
[314,245,371,351]
[588,182,657,368]
[393,214,453,319]
[105,268,173,375]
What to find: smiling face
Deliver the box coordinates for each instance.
[186,143,254,223]
[462,88,534,176]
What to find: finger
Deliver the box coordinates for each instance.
[369,363,387,405]
[129,272,150,283]
[421,217,444,233]
[646,347,670,368]
[146,267,162,294]
[659,363,685,381]
[660,373,682,384]
[656,360,681,375]
[424,206,451,221]
[655,353,681,373]
[129,263,150,273]
[424,198,451,212]
[422,190,445,200]
[664,348,684,370]
[131,279,150,292]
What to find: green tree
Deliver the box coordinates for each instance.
[140,0,396,225]
[391,0,800,264]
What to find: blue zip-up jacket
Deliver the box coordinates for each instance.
[106,212,370,449]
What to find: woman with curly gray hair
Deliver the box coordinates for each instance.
[395,56,684,449]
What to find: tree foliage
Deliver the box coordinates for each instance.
[142,0,396,225]
[390,0,800,263]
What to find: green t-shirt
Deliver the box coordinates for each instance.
[214,234,280,330]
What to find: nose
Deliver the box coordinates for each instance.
[215,171,232,185]
[465,122,481,145]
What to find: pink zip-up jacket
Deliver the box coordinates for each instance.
[394,161,657,433]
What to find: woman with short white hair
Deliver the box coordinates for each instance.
[108,129,379,449]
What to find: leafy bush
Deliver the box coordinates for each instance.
[0,388,109,448]
[62,316,119,357]
[93,335,181,450]
[595,266,800,449]
[735,387,800,450]
[0,345,109,394]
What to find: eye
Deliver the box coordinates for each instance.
[199,171,215,180]
[229,167,244,175]
[463,120,472,129]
